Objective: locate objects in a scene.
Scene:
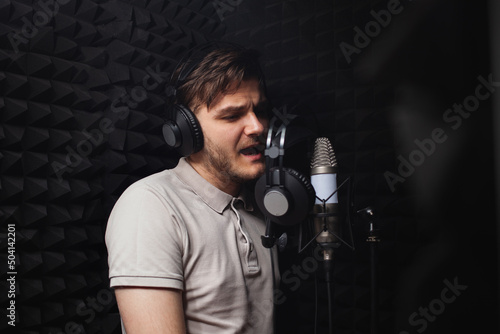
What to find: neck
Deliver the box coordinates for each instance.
[186,157,241,197]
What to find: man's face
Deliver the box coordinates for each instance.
[188,79,268,193]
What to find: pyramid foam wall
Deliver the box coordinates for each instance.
[1,0,497,333]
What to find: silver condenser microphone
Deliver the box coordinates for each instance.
[310,137,340,264]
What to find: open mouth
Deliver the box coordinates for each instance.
[240,144,264,156]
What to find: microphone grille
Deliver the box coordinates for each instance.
[311,137,337,174]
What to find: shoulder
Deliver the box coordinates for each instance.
[105,168,188,247]
[118,168,183,204]
[128,169,175,192]
[106,169,179,225]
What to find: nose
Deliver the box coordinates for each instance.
[244,111,266,137]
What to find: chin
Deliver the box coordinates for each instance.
[247,164,266,180]
[234,163,265,182]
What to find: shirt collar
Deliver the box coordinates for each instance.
[173,157,254,213]
[237,186,255,211]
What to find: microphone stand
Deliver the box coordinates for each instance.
[358,207,379,334]
[297,176,355,334]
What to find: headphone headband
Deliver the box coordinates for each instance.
[265,117,287,188]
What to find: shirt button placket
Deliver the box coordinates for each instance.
[231,198,259,272]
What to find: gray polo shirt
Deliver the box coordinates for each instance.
[105,157,278,333]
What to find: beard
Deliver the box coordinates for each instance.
[202,136,264,187]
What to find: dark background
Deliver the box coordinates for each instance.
[1,0,498,333]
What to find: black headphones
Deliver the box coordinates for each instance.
[162,41,260,157]
[254,116,316,226]
[162,102,204,157]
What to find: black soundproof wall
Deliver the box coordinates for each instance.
[0,0,497,333]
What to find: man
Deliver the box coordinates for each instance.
[105,43,278,333]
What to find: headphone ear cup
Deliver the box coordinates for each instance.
[163,104,204,157]
[283,167,316,209]
[255,167,316,226]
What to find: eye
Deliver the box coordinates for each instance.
[222,114,240,120]
[222,113,241,121]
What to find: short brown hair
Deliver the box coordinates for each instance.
[172,44,266,112]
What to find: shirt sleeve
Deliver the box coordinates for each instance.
[105,183,185,290]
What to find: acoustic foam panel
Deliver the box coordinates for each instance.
[1,0,496,333]
[1,0,223,333]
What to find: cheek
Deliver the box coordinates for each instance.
[203,125,241,149]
